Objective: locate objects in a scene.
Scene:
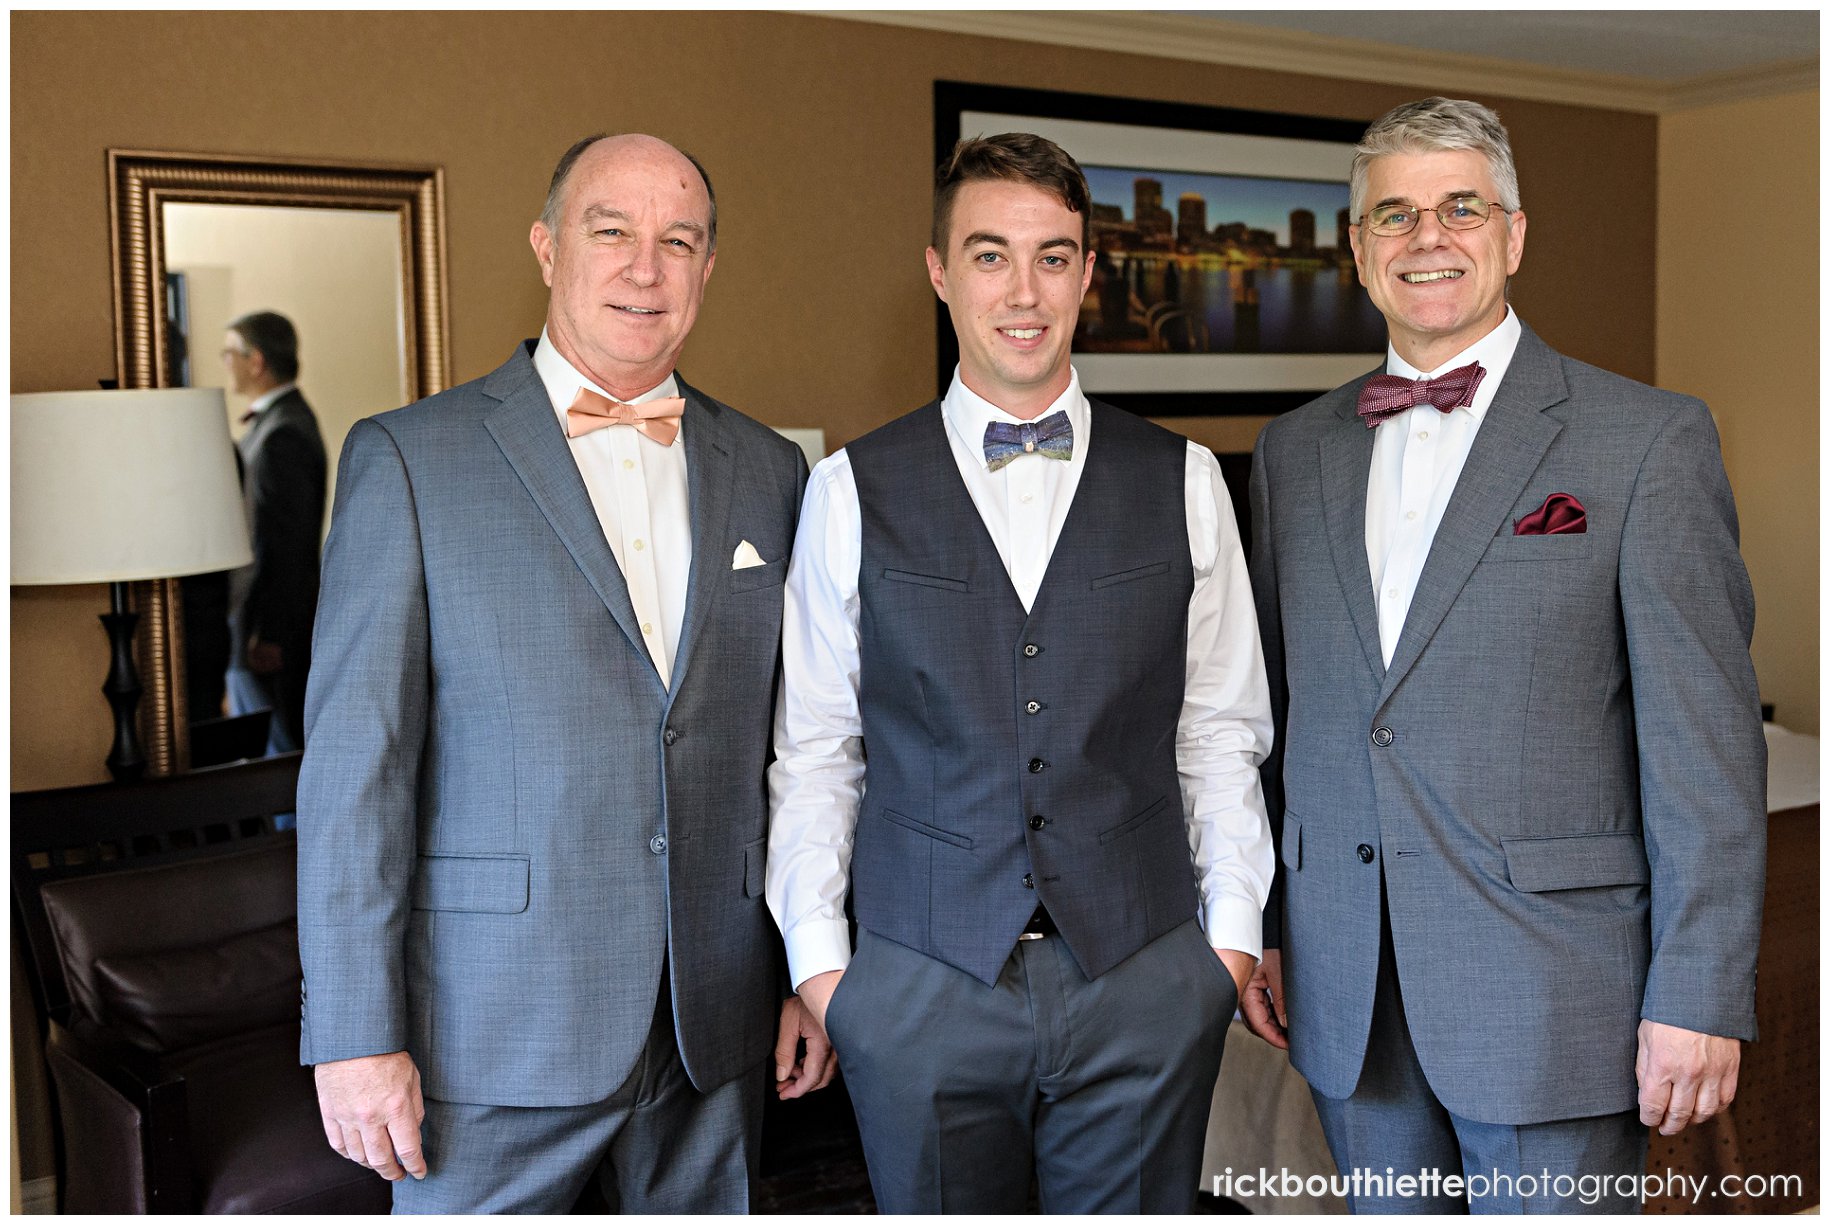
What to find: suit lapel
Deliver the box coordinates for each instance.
[665,378,736,699]
[1318,379,1388,682]
[483,351,662,688]
[1376,326,1569,707]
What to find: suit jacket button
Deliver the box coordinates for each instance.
[1023,644,1040,658]
[1022,873,1035,889]
[1371,726,1394,747]
[663,727,679,746]
[1026,700,1042,714]
[1028,758,1047,773]
[1357,843,1375,863]
[1029,815,1047,830]
[649,833,668,855]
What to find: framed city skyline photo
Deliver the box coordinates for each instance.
[934,83,1383,416]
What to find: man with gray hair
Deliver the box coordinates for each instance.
[1243,97,1764,1212]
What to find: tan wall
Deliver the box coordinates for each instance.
[1657,90,1820,734]
[9,10,1664,791]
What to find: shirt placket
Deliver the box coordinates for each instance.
[609,427,670,679]
[1379,403,1442,663]
[1006,456,1049,611]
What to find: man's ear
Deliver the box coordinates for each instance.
[530,221,556,288]
[925,247,948,302]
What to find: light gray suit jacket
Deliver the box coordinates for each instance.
[1250,323,1765,1125]
[297,342,807,1106]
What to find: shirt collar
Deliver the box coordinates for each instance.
[941,366,1089,472]
[1383,306,1522,422]
[248,382,297,415]
[534,328,679,427]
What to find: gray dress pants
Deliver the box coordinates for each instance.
[826,917,1236,1213]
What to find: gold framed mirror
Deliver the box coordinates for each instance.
[108,149,451,773]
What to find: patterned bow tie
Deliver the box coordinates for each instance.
[565,387,686,446]
[983,410,1073,472]
[1355,361,1487,429]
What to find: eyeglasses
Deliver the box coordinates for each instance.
[1359,196,1509,238]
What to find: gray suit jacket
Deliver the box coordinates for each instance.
[1250,323,1765,1125]
[297,342,807,1107]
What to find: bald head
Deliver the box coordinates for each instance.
[540,133,717,251]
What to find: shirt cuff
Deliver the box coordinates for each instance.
[1202,893,1266,961]
[784,918,855,992]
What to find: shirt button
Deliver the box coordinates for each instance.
[633,539,645,551]
[1022,873,1035,889]
[623,459,635,470]
[1357,843,1375,864]
[1371,726,1394,748]
[1029,758,1047,773]
[642,622,653,635]
[1029,815,1047,830]
[1386,588,1398,599]
[1020,492,1034,504]
[1025,701,1041,714]
[649,834,668,855]
[1406,510,1418,521]
[1418,431,1430,441]
[1023,644,1040,658]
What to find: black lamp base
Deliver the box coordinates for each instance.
[101,582,146,782]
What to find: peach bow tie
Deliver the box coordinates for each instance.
[565,388,686,446]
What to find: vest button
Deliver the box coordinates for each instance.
[1022,873,1035,889]
[1028,758,1047,773]
[1025,701,1041,714]
[663,727,680,746]
[650,834,669,855]
[1029,815,1047,830]
[1356,843,1375,863]
[1023,644,1040,658]
[1371,726,1394,747]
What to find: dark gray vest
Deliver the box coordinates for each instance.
[847,400,1197,985]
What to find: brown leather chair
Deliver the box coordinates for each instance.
[12,754,390,1213]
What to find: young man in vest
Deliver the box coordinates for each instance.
[766,132,1274,1212]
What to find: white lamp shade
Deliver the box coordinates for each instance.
[12,388,254,584]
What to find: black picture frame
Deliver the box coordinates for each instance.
[934,81,1378,417]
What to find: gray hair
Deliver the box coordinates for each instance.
[1349,97,1520,222]
[538,134,718,251]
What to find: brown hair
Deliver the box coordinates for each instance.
[932,132,1090,254]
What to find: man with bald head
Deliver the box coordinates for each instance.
[298,133,827,1212]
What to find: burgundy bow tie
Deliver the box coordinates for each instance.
[1355,361,1487,428]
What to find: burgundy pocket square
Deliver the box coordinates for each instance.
[1514,492,1586,535]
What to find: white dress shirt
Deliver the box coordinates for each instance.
[1365,308,1522,665]
[534,330,692,684]
[247,381,299,416]
[767,368,1275,990]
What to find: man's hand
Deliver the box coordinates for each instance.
[772,995,838,1100]
[247,639,284,675]
[1241,947,1289,1050]
[1216,947,1257,1002]
[313,1051,427,1180]
[796,969,843,1033]
[1636,1020,1740,1135]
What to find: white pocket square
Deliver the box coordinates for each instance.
[732,540,767,570]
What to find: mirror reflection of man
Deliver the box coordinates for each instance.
[768,133,1274,1212]
[222,310,326,753]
